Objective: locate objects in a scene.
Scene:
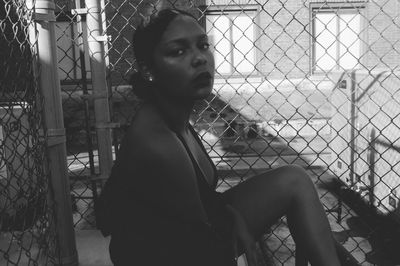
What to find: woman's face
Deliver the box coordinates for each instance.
[151,15,215,101]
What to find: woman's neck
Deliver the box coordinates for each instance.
[152,94,194,134]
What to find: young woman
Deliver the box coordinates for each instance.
[100,8,341,266]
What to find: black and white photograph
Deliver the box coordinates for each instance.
[1,0,400,265]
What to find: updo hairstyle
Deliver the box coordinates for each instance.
[130,8,198,99]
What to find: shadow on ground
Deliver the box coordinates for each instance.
[320,177,400,266]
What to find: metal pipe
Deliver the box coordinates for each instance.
[85,0,113,179]
[349,71,357,186]
[32,0,78,264]
[368,128,376,207]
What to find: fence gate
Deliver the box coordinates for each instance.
[1,0,63,265]
[54,0,400,265]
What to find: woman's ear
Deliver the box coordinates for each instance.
[138,63,155,82]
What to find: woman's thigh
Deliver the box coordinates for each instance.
[221,165,312,238]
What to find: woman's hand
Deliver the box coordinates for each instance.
[226,205,258,266]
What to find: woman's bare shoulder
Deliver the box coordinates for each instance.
[123,103,181,158]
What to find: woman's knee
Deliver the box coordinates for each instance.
[227,165,314,205]
[275,164,314,191]
[246,165,313,197]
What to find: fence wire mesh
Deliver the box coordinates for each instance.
[53,0,400,265]
[0,0,61,264]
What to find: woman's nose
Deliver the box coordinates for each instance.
[191,50,207,67]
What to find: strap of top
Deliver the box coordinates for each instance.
[150,103,218,188]
[188,125,219,187]
[174,125,218,189]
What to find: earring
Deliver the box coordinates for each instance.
[145,72,153,82]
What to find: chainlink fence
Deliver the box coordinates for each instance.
[50,0,400,265]
[0,0,62,264]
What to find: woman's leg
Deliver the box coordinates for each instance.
[222,165,340,266]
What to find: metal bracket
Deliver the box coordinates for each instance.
[46,128,66,147]
[71,8,88,15]
[88,35,111,42]
[33,12,56,22]
[95,122,120,129]
[47,135,66,147]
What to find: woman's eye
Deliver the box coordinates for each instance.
[200,42,210,50]
[169,48,185,56]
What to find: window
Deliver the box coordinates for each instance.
[312,6,364,72]
[55,14,91,81]
[206,9,257,76]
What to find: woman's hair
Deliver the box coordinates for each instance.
[130,8,198,99]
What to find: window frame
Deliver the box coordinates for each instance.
[310,2,367,74]
[204,6,260,78]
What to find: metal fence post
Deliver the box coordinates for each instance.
[349,71,357,187]
[368,128,376,207]
[86,0,114,179]
[33,0,79,265]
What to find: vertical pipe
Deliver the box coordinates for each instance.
[33,0,78,265]
[368,128,376,207]
[349,71,357,186]
[85,0,113,178]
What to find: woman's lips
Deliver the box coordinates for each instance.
[192,72,212,88]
